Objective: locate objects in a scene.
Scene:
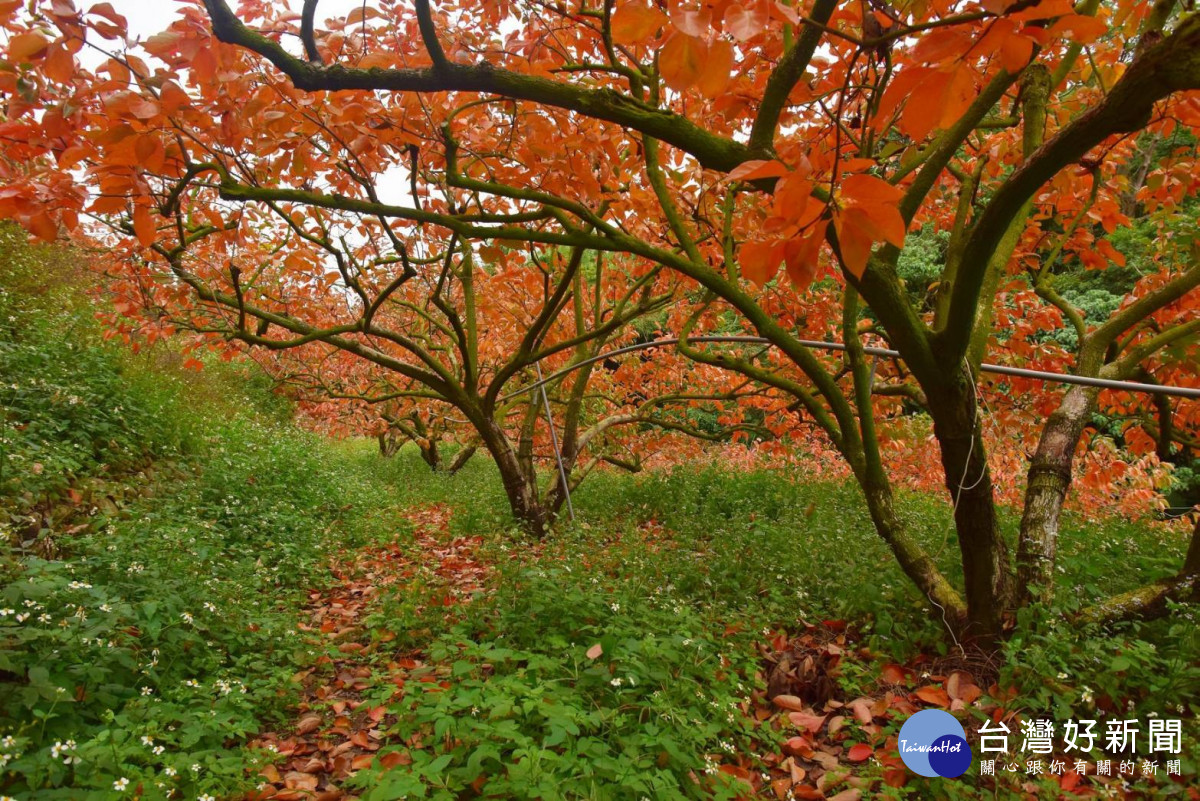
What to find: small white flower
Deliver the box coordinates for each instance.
[113,777,130,791]
[180,612,194,624]
[164,767,177,777]
[610,602,620,613]
[68,581,92,590]
[141,736,154,746]
[152,745,165,755]
[141,687,153,696]
[37,614,51,624]
[203,602,216,613]
[1,736,14,748]
[1057,672,1069,680]
[14,613,28,623]
[0,609,12,617]
[191,763,201,772]
[199,795,215,801]
[610,677,623,687]
[99,604,112,613]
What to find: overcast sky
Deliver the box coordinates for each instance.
[104,0,369,40]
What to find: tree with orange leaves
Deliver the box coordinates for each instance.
[2,0,1199,643]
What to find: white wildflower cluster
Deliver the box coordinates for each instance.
[213,679,247,696]
[50,739,79,765]
[67,581,92,590]
[126,563,145,575]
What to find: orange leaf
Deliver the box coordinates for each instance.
[833,210,875,278]
[840,173,903,206]
[728,159,789,182]
[8,32,50,61]
[999,33,1034,73]
[773,173,812,223]
[915,685,951,707]
[669,4,711,37]
[787,710,827,733]
[900,71,951,140]
[783,229,824,291]
[611,3,668,43]
[1097,238,1126,266]
[27,212,58,242]
[132,206,156,247]
[659,32,707,91]
[724,3,768,41]
[43,43,76,82]
[1049,14,1108,43]
[740,240,783,286]
[696,38,733,97]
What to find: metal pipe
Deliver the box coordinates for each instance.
[500,335,1200,401]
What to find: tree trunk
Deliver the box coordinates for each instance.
[1076,516,1200,625]
[858,476,968,630]
[446,443,477,474]
[929,385,1010,644]
[1016,384,1100,605]
[478,419,549,536]
[418,438,441,470]
[378,430,403,458]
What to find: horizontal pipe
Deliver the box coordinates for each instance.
[500,335,1200,401]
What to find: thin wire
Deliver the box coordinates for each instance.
[536,361,574,520]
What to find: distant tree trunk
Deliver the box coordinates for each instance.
[446,443,477,474]
[378,430,403,457]
[417,437,441,470]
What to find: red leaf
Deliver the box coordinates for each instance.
[788,710,827,733]
[132,205,156,247]
[846,743,873,762]
[586,643,603,659]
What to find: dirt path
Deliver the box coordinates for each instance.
[246,504,490,801]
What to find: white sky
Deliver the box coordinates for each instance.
[105,0,369,41]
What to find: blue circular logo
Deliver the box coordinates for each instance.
[897,710,972,778]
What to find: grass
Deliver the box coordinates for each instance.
[338,443,1199,798]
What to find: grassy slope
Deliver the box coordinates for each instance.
[0,232,405,800]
